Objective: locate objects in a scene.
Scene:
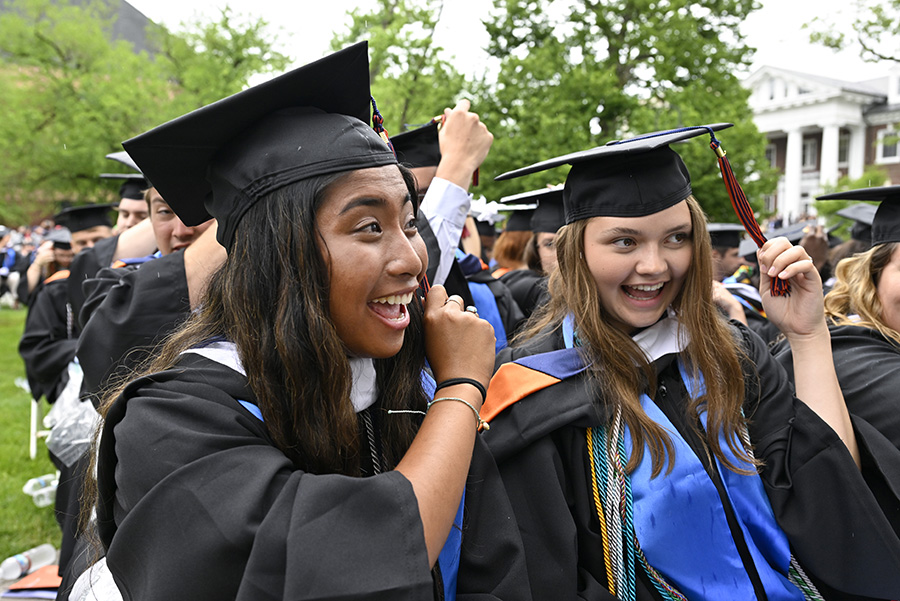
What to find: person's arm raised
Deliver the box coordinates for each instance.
[758,237,860,468]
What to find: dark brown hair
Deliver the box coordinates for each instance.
[86,165,427,531]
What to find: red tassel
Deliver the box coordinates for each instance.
[371,97,395,155]
[710,139,790,297]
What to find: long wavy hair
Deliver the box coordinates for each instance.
[825,242,900,347]
[516,196,754,477]
[92,165,427,477]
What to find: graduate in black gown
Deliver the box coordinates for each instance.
[480,125,900,601]
[18,205,115,577]
[74,187,219,399]
[76,43,529,601]
[773,185,900,452]
[499,186,565,319]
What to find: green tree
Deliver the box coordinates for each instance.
[151,6,290,110]
[0,0,289,224]
[807,0,900,63]
[331,0,468,133]
[0,0,170,222]
[475,0,779,220]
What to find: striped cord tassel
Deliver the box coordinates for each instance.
[709,135,790,297]
[370,96,395,155]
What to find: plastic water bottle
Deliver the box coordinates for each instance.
[22,474,57,496]
[22,474,58,508]
[0,543,56,580]
[30,484,57,508]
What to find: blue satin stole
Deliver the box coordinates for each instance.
[456,249,508,352]
[556,317,802,600]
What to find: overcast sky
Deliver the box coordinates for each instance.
[127,0,895,83]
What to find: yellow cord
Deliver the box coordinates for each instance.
[587,427,615,591]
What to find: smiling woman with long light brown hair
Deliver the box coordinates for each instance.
[480,126,900,601]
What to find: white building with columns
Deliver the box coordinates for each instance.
[744,65,900,222]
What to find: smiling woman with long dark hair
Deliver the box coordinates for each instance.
[74,44,529,601]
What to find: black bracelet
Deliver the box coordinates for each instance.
[434,377,487,404]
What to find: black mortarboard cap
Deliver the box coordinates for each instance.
[105,150,141,173]
[46,228,72,250]
[475,219,498,237]
[818,186,900,246]
[100,151,150,193]
[504,207,536,232]
[834,203,876,243]
[53,204,114,233]
[117,180,146,200]
[707,223,746,249]
[391,121,441,168]
[495,124,733,224]
[121,42,397,249]
[500,187,565,233]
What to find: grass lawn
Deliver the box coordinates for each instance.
[0,308,61,561]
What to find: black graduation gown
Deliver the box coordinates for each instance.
[16,272,88,576]
[771,324,900,450]
[95,353,532,601]
[466,269,526,341]
[67,234,119,325]
[418,212,474,307]
[18,274,78,403]
[76,251,190,398]
[484,323,900,601]
[498,269,548,320]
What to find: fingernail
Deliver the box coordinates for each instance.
[767,266,777,276]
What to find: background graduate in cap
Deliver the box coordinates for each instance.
[774,186,900,460]
[823,201,877,290]
[480,125,900,600]
[496,186,565,319]
[74,42,529,601]
[707,222,749,282]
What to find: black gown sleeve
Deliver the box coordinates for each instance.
[18,280,77,402]
[96,356,437,601]
[457,435,534,601]
[738,323,900,598]
[76,252,190,395]
[773,324,900,450]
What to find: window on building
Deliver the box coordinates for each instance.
[838,131,850,166]
[876,129,899,164]
[765,143,776,167]
[802,137,818,169]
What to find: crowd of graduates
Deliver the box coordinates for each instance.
[11,42,900,601]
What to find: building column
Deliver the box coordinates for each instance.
[848,124,865,180]
[784,128,803,222]
[819,124,840,188]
